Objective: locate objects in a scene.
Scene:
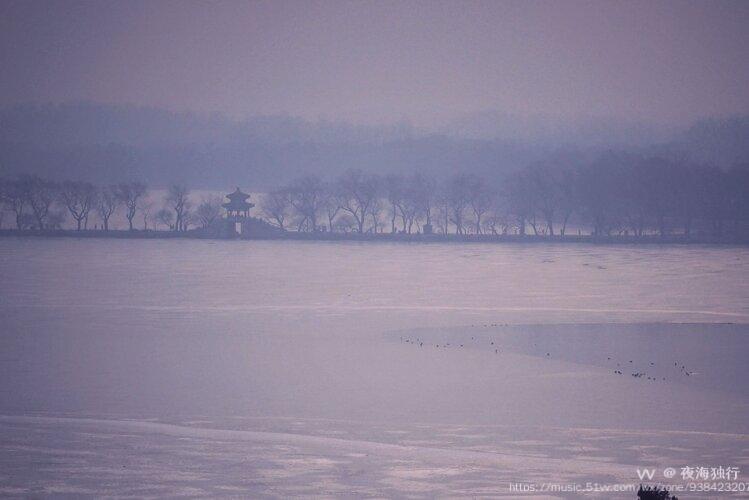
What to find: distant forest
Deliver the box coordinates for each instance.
[0,102,748,188]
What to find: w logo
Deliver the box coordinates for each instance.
[637,468,656,480]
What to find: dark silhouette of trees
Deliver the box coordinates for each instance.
[166,184,190,232]
[466,173,495,235]
[637,157,680,237]
[196,196,223,229]
[23,175,58,229]
[0,150,745,240]
[526,162,555,235]
[368,193,385,233]
[260,189,292,230]
[672,163,700,237]
[181,209,197,232]
[311,154,746,239]
[382,172,435,234]
[288,175,326,232]
[336,169,380,233]
[46,210,66,230]
[0,177,28,229]
[503,169,535,236]
[556,167,577,236]
[96,186,120,231]
[60,181,96,231]
[155,208,174,230]
[443,173,472,235]
[322,182,342,233]
[334,213,356,233]
[482,195,510,235]
[141,201,154,231]
[247,157,745,241]
[385,174,406,233]
[405,172,436,233]
[726,165,749,238]
[115,181,148,230]
[575,153,628,236]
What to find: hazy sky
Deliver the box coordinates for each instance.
[1,0,748,126]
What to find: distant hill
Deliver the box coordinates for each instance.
[0,102,747,188]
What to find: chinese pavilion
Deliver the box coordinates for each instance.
[223,187,254,236]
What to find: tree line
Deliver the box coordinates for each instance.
[1,152,747,239]
[0,176,225,232]
[258,154,748,239]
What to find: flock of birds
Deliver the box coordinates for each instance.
[607,357,696,381]
[399,323,698,383]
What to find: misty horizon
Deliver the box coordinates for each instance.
[2,0,748,127]
[0,99,728,136]
[1,100,748,190]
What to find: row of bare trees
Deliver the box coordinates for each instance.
[260,158,749,238]
[3,153,746,238]
[0,175,149,231]
[259,170,437,234]
[0,176,226,232]
[153,185,224,232]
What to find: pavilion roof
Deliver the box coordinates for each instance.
[225,187,251,202]
[223,187,254,210]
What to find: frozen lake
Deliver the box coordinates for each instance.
[1,238,748,497]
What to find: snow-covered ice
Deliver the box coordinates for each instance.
[1,238,748,497]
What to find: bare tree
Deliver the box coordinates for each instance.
[503,169,536,236]
[369,195,385,233]
[576,153,630,236]
[435,188,451,235]
[260,189,292,230]
[181,208,196,231]
[155,208,174,230]
[336,169,381,233]
[671,162,700,238]
[404,172,436,233]
[196,195,223,229]
[47,210,66,230]
[482,196,510,235]
[0,177,28,229]
[141,201,153,230]
[525,162,559,235]
[444,173,472,235]
[619,161,650,237]
[96,185,120,231]
[115,181,148,231]
[60,181,97,231]
[333,213,356,233]
[17,213,36,230]
[166,184,190,232]
[638,157,680,238]
[555,168,577,236]
[384,174,406,233]
[465,174,494,235]
[288,175,326,232]
[22,175,58,229]
[322,183,342,232]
